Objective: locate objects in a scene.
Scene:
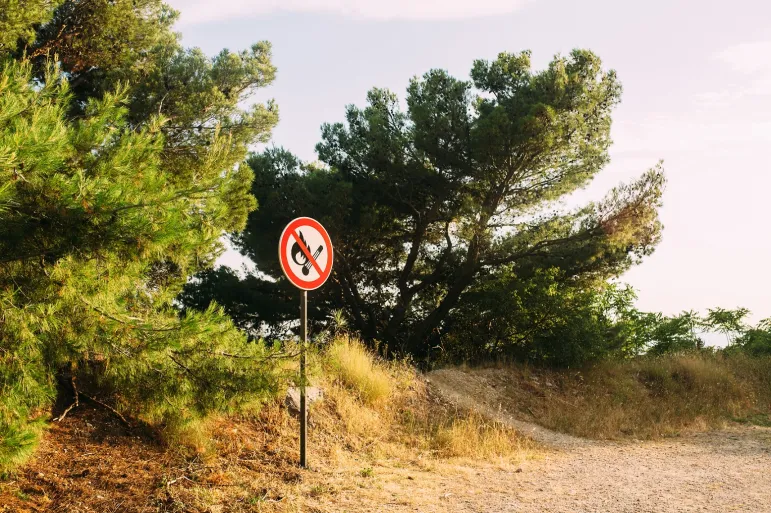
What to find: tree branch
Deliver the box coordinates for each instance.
[80,392,131,427]
[53,376,79,422]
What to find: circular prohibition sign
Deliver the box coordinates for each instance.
[278,217,334,291]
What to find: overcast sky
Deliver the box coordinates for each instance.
[166,0,771,323]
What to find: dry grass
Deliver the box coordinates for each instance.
[270,341,537,510]
[324,336,394,405]
[469,351,771,439]
[0,335,537,512]
[432,412,529,459]
[394,377,535,460]
[321,336,535,460]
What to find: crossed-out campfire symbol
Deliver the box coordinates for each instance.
[290,230,324,276]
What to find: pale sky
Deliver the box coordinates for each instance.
[166,0,771,323]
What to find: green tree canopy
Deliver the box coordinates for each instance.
[734,318,771,356]
[703,307,749,345]
[0,0,60,53]
[186,50,665,359]
[441,271,642,366]
[0,0,279,470]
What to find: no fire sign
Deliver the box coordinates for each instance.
[278,217,333,291]
[278,217,334,469]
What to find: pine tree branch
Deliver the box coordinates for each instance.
[80,393,131,427]
[168,351,211,388]
[209,350,301,361]
[79,296,182,333]
[481,226,602,267]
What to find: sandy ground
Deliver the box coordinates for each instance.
[338,426,771,513]
[411,369,771,513]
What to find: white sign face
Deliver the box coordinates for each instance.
[279,217,334,291]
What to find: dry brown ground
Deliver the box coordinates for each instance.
[0,381,534,513]
[1,368,770,512]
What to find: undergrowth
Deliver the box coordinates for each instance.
[0,335,535,512]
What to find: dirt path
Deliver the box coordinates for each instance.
[421,368,771,513]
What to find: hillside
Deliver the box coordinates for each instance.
[428,365,771,512]
[430,353,771,439]
[2,349,771,512]
[0,340,533,512]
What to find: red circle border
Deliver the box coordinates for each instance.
[279,217,334,291]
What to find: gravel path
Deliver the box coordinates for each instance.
[421,369,771,513]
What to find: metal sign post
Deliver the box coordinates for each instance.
[278,217,333,469]
[300,290,308,467]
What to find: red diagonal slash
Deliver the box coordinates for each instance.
[291,228,324,276]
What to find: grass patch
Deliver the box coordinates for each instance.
[432,411,528,458]
[316,335,534,462]
[469,351,771,439]
[325,336,394,405]
[734,413,771,427]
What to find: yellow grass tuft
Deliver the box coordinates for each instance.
[432,412,530,459]
[317,335,535,463]
[325,336,393,405]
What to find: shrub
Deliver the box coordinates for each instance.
[0,49,279,472]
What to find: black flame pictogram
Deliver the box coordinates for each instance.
[291,230,324,276]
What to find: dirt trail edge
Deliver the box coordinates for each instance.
[426,368,771,513]
[428,368,587,448]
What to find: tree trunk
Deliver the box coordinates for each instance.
[404,271,474,356]
[404,233,484,356]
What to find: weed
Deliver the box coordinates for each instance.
[734,413,771,427]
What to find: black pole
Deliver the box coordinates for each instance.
[300,290,308,468]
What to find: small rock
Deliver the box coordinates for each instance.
[515,468,523,473]
[285,387,324,413]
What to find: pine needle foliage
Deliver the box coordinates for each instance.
[0,0,61,53]
[0,0,281,471]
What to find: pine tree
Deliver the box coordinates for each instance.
[0,1,280,470]
[196,51,664,359]
[0,0,60,53]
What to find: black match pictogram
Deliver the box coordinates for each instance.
[291,230,324,276]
